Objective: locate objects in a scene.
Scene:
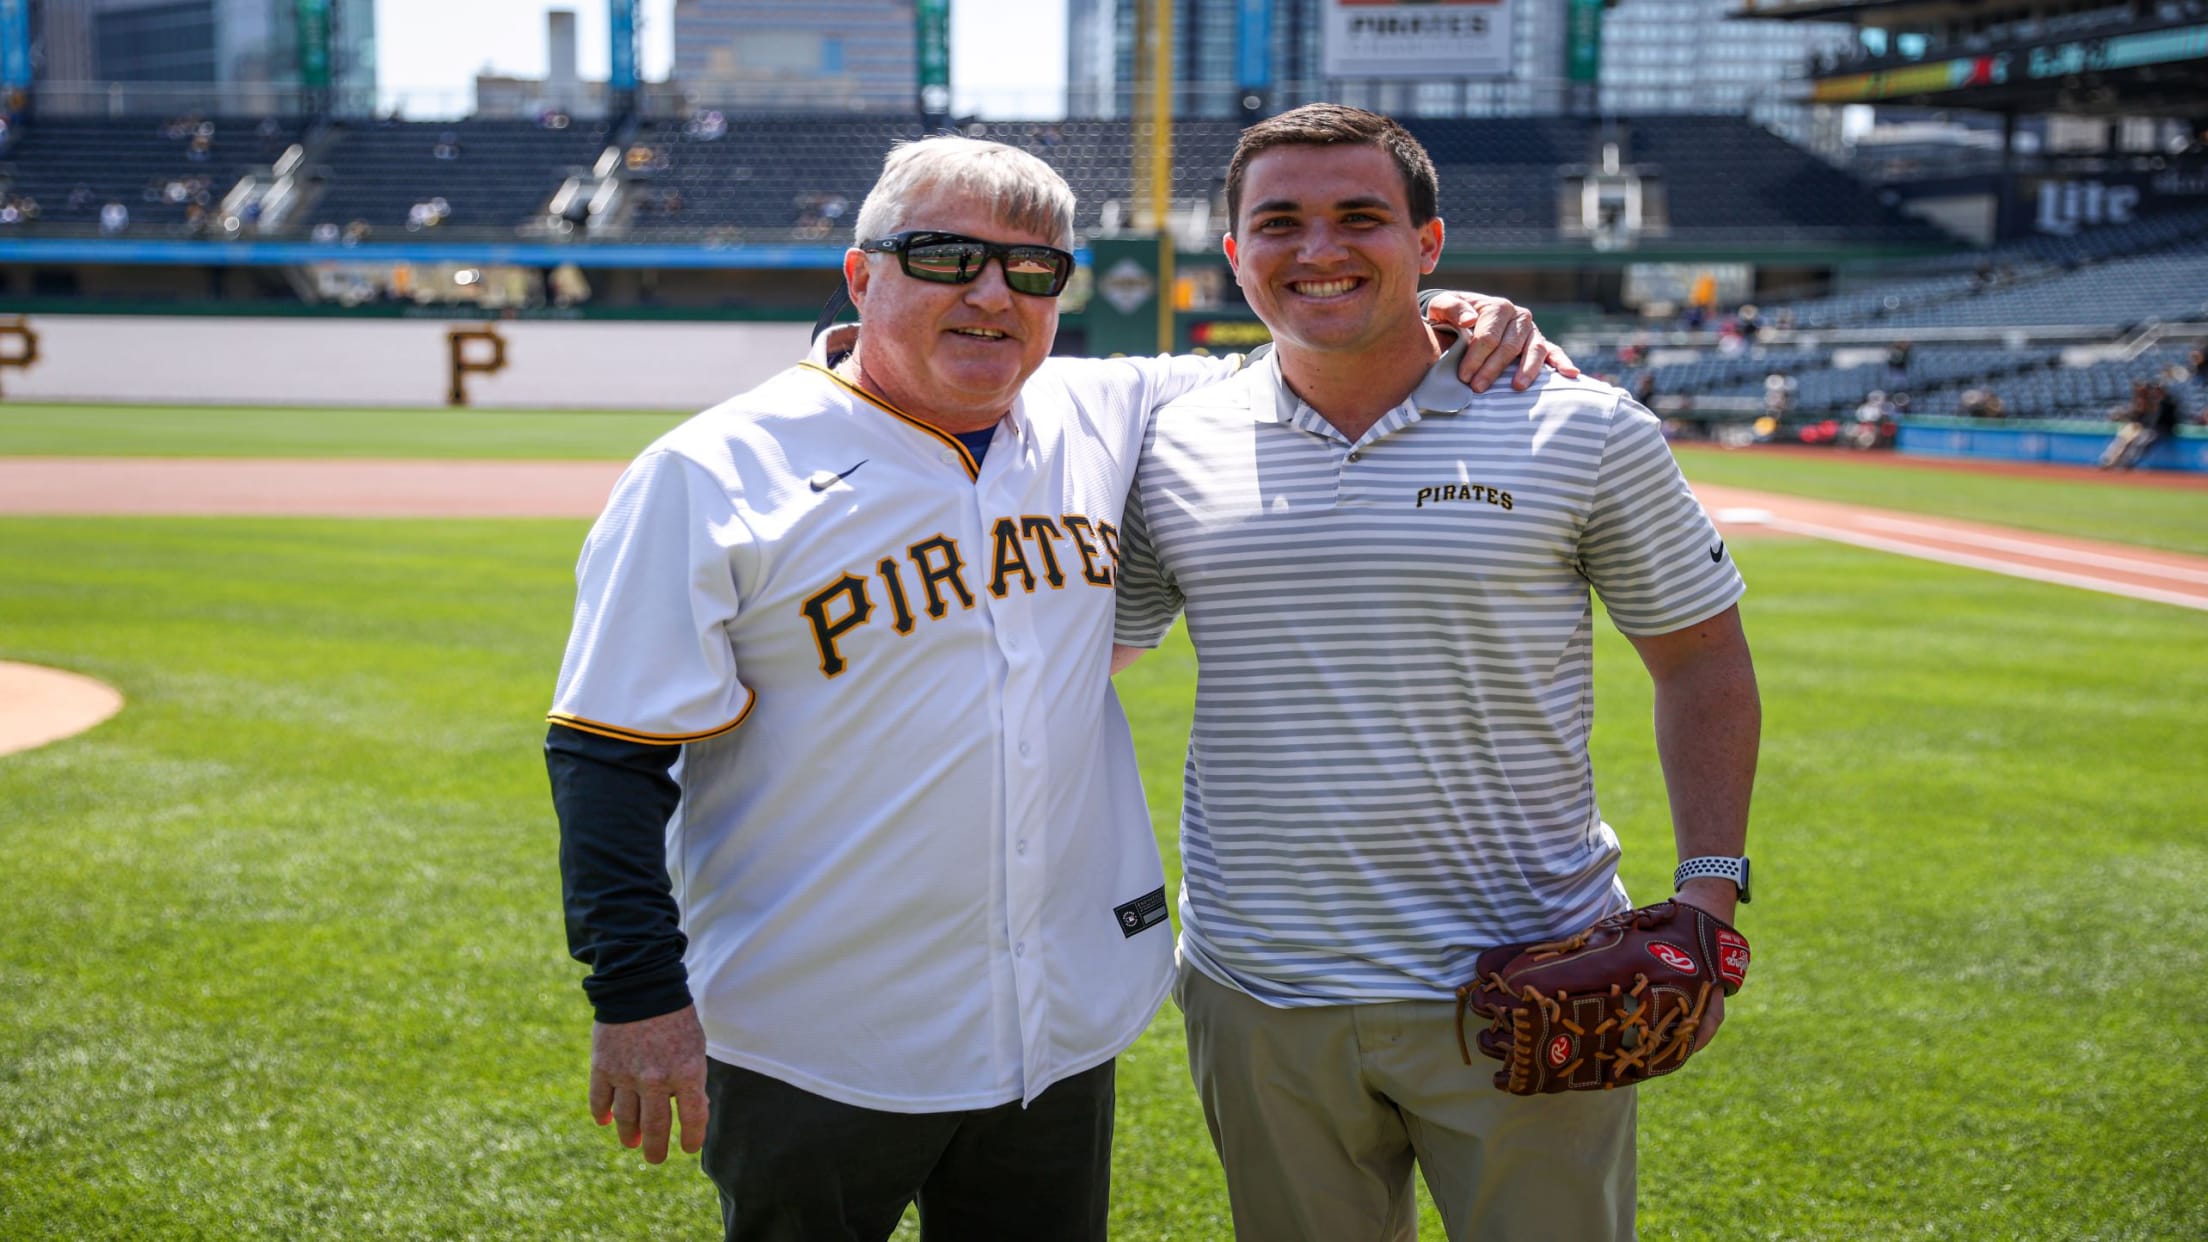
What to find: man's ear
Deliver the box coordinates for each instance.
[843,249,871,309]
[1418,217,1444,275]
[1222,231,1239,273]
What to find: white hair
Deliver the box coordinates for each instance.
[852,136,1076,250]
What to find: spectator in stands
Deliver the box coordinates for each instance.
[434,130,462,161]
[1763,372,1795,418]
[2101,381,2179,469]
[312,221,341,243]
[187,131,212,162]
[685,109,726,141]
[342,218,371,246]
[100,201,128,235]
[67,184,92,212]
[2164,345,2205,386]
[405,197,451,231]
[1885,338,1913,387]
[1959,387,2004,419]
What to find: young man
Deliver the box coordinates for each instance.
[544,134,1564,1241]
[1114,105,1761,1241]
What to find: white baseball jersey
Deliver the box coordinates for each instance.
[549,343,1234,1111]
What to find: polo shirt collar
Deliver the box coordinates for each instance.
[1252,329,1474,442]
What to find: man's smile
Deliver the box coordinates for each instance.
[1289,277,1364,299]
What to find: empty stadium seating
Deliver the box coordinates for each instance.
[300,119,614,236]
[0,115,304,232]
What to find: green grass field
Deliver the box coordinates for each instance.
[2,424,2205,1239]
[5,523,2203,1240]
[0,403,688,459]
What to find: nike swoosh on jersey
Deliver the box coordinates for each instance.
[809,459,869,491]
[1709,541,1726,563]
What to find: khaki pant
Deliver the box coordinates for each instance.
[1177,955,1637,1241]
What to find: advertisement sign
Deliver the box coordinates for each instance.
[916,0,951,118]
[1238,0,1273,89]
[0,0,28,91]
[609,0,638,90]
[294,0,331,89]
[1322,0,1512,80]
[1566,0,1603,83]
[2013,171,2208,239]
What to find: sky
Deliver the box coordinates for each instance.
[371,0,1070,118]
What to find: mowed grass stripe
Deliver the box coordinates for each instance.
[1,521,2203,1239]
[0,403,689,460]
[1676,445,2208,558]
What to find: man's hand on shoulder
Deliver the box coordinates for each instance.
[590,1004,710,1164]
[1424,292,1580,393]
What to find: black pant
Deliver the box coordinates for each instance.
[701,1058,1116,1242]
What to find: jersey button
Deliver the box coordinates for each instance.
[1014,942,1025,958]
[1018,742,1032,757]
[1347,451,1362,463]
[1016,839,1029,855]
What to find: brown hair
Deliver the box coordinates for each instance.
[1225,103,1439,233]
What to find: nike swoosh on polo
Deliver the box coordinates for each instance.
[1709,541,1726,563]
[810,460,869,491]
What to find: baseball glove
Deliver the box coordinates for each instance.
[1456,900,1749,1095]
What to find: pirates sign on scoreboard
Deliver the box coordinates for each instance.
[1323,0,1513,79]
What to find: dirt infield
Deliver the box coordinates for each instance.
[1689,483,2208,610]
[0,662,123,756]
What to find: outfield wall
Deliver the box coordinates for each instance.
[1897,418,2207,472]
[0,316,818,409]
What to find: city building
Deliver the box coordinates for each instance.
[671,0,917,111]
[1065,0,1854,130]
[31,0,375,115]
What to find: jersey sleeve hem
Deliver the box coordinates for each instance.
[546,691,757,746]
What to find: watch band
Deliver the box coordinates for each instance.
[1674,855,1751,904]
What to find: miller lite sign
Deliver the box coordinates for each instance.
[2033,180,2140,236]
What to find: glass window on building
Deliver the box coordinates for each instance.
[96,0,219,82]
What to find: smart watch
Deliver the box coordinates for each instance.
[1674,855,1751,904]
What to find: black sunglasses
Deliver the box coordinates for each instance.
[859,230,1076,297]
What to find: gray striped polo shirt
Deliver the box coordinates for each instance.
[1115,339,1745,1006]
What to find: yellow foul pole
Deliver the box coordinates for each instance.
[1138,0,1174,353]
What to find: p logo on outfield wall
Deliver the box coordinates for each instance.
[447,326,507,406]
[0,316,39,394]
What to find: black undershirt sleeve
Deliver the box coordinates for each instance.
[544,722,692,1024]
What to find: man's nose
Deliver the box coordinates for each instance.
[1297,223,1351,263]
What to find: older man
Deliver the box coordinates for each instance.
[545,134,1562,1242]
[1114,105,1759,1241]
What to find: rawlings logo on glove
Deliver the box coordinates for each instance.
[1456,900,1749,1095]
